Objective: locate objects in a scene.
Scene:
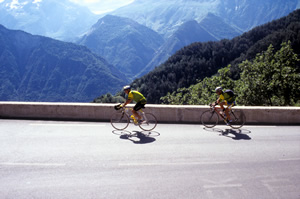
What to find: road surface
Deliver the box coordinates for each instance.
[0,119,299,199]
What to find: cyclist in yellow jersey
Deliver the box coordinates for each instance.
[121,85,147,123]
[215,87,236,124]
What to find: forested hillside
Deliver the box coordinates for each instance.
[0,25,127,102]
[161,41,300,106]
[129,9,300,104]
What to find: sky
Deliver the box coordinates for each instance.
[69,0,135,14]
[0,0,134,14]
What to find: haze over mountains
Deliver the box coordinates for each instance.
[0,0,299,102]
[0,0,99,41]
[111,0,299,37]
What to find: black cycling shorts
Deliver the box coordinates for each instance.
[133,101,146,111]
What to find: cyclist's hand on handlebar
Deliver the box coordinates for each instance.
[120,104,126,109]
[114,103,123,110]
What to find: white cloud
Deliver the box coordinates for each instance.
[6,0,29,9]
[69,0,134,14]
[33,0,42,3]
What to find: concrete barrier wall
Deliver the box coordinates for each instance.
[0,102,299,125]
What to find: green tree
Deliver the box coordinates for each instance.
[93,93,125,103]
[236,41,300,106]
[161,41,300,106]
[161,65,236,105]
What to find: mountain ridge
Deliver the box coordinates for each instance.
[138,12,242,77]
[111,0,298,38]
[129,9,300,104]
[78,15,164,79]
[0,24,128,102]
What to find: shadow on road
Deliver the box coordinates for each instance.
[203,127,252,140]
[112,130,160,144]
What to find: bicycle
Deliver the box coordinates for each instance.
[200,103,246,129]
[111,104,157,131]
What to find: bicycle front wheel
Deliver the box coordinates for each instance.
[229,110,246,129]
[201,110,219,128]
[110,112,130,130]
[139,113,157,131]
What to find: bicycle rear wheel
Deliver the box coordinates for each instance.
[111,112,130,130]
[139,113,157,131]
[229,110,246,129]
[201,110,219,128]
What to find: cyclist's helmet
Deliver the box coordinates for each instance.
[215,87,223,92]
[123,85,131,90]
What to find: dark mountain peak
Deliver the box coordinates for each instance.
[177,20,198,29]
[96,14,132,25]
[173,20,217,42]
[92,14,149,33]
[78,14,164,79]
[199,12,242,39]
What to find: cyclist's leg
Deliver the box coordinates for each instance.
[219,101,231,121]
[227,101,236,110]
[133,102,145,120]
[219,101,226,114]
[226,101,236,121]
[225,108,230,121]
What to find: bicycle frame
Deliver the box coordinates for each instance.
[111,104,157,131]
[211,105,229,124]
[122,107,147,124]
[201,103,245,129]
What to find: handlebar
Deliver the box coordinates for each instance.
[209,101,218,107]
[114,103,132,111]
[114,103,123,110]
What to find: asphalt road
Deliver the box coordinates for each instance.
[0,119,299,199]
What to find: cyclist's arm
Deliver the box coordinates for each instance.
[215,97,223,105]
[216,94,225,104]
[122,99,133,107]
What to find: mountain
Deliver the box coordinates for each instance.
[217,0,300,32]
[137,20,217,77]
[1,0,298,82]
[111,0,299,38]
[90,0,298,78]
[0,0,98,41]
[130,9,300,104]
[199,13,242,40]
[0,25,128,102]
[138,13,242,77]
[77,15,164,79]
